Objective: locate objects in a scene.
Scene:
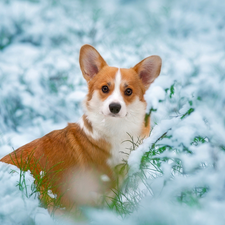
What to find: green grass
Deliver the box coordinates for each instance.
[8,149,66,215]
[104,103,211,218]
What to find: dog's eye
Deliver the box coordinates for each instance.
[102,85,109,93]
[124,88,132,96]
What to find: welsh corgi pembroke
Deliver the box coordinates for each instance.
[0,44,162,211]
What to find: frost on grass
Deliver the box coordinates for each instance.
[0,0,225,224]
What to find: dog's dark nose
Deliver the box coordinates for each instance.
[109,103,121,114]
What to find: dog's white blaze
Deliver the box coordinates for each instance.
[113,68,122,100]
[102,68,127,117]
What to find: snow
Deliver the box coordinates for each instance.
[0,0,225,224]
[145,85,166,111]
[128,117,180,173]
[0,162,55,225]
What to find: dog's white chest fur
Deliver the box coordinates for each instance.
[80,93,146,167]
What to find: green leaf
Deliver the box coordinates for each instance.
[181,108,195,119]
[169,84,175,98]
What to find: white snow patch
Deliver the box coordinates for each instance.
[145,85,166,111]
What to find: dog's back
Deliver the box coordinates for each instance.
[1,123,115,207]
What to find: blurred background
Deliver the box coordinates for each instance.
[0,0,225,224]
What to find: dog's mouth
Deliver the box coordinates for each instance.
[106,112,121,117]
[110,113,120,117]
[100,111,128,118]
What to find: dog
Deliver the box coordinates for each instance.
[0,44,161,212]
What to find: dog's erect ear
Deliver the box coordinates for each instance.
[79,44,108,81]
[133,55,162,90]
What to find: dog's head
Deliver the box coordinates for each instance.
[79,44,161,120]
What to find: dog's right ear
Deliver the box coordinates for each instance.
[79,44,108,82]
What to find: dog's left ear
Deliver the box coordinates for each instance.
[79,44,108,82]
[133,55,162,90]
